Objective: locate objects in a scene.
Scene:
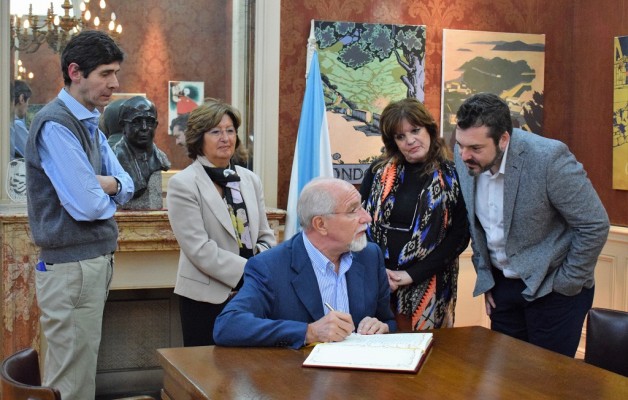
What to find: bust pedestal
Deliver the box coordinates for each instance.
[118,172,164,210]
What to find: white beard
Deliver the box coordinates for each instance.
[349,232,368,252]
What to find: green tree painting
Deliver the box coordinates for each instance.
[314,20,426,183]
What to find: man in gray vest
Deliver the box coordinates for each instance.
[25,31,134,400]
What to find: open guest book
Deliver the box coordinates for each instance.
[302,332,433,373]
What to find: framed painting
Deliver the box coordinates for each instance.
[168,81,204,135]
[441,29,545,148]
[613,36,628,190]
[314,20,427,183]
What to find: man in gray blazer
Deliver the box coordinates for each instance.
[454,93,609,357]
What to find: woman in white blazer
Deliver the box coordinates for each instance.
[166,101,276,346]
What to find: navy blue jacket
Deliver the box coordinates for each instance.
[214,232,396,348]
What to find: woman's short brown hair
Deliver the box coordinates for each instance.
[377,97,450,172]
[185,101,242,160]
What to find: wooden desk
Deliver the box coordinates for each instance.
[157,326,627,399]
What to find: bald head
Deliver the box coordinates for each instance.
[297,177,355,230]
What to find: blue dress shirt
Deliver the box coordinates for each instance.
[302,232,351,314]
[37,88,134,221]
[11,118,29,159]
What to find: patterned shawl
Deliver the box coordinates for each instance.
[365,160,461,316]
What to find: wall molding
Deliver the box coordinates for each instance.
[454,225,628,358]
[252,0,280,207]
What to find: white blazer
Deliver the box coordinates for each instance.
[166,157,276,304]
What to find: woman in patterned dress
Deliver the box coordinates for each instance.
[360,98,470,331]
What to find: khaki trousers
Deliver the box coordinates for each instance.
[35,254,113,400]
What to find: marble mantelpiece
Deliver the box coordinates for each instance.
[0,210,39,361]
[0,208,286,361]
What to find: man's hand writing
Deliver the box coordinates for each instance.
[305,311,354,345]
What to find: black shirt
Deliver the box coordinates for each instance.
[360,160,470,283]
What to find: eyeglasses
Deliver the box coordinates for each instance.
[380,200,419,232]
[206,127,237,138]
[323,201,367,217]
[128,118,157,130]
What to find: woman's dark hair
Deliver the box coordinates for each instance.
[377,97,450,173]
[61,30,125,86]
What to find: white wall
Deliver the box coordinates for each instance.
[454,225,628,358]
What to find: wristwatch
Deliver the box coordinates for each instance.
[114,178,121,196]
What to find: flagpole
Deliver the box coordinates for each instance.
[306,19,316,78]
[284,21,334,239]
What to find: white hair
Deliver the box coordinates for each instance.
[297,177,354,229]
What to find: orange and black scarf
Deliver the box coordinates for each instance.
[365,160,460,316]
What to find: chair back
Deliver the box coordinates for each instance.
[585,307,628,377]
[0,348,61,400]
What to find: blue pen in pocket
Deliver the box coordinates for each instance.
[35,261,47,272]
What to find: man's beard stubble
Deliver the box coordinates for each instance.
[467,146,504,177]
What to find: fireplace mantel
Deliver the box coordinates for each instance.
[0,208,286,360]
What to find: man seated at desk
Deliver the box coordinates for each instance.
[214,177,396,349]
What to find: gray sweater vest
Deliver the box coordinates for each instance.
[25,98,118,263]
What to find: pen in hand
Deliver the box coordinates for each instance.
[324,302,356,335]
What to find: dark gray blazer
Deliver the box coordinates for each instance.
[454,128,609,301]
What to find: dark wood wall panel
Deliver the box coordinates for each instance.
[19,0,232,170]
[15,1,627,224]
[278,0,627,226]
[571,0,628,225]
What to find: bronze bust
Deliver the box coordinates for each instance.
[112,96,170,200]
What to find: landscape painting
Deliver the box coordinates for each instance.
[441,29,545,147]
[613,36,628,190]
[314,20,426,183]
